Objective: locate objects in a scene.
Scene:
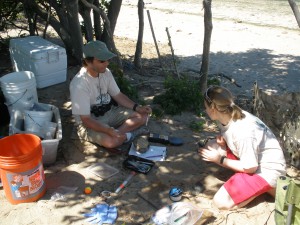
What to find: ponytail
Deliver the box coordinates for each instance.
[204,86,245,121]
[231,104,245,121]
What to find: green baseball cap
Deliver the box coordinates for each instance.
[83,40,116,61]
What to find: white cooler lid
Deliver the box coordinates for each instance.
[9,36,66,60]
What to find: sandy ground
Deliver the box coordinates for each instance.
[1,1,300,225]
[114,0,300,97]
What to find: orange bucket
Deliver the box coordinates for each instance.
[0,134,46,204]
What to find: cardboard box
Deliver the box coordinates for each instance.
[9,36,67,88]
[9,103,62,165]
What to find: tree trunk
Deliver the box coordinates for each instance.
[102,0,122,44]
[62,0,83,64]
[107,0,122,33]
[79,0,94,42]
[42,4,51,39]
[93,0,102,40]
[23,0,83,64]
[23,2,36,36]
[134,0,144,70]
[199,0,213,93]
[80,0,122,67]
[288,0,300,28]
[22,0,122,66]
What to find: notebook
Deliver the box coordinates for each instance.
[128,143,167,161]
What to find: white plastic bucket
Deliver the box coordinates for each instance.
[2,82,36,91]
[0,71,38,113]
[24,110,53,138]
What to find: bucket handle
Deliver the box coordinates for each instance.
[26,113,43,128]
[6,89,28,107]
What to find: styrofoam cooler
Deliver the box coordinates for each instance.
[9,103,62,165]
[9,36,67,88]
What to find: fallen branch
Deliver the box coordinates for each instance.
[184,69,241,87]
[213,72,241,87]
[132,80,164,87]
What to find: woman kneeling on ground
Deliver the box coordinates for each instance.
[199,85,286,209]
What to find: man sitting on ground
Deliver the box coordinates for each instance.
[70,40,151,148]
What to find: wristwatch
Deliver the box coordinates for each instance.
[133,103,139,111]
[220,155,227,164]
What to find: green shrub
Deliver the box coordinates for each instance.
[115,74,138,102]
[189,120,205,132]
[153,75,203,115]
[107,63,139,102]
[151,107,164,119]
[208,77,220,86]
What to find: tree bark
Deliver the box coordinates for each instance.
[80,0,122,67]
[134,0,144,70]
[23,0,82,64]
[23,3,36,36]
[106,0,122,34]
[102,0,122,45]
[79,0,94,42]
[93,0,102,40]
[288,0,300,28]
[62,0,83,64]
[199,0,212,93]
[12,0,123,66]
[42,4,51,39]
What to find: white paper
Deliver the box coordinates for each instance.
[128,143,167,161]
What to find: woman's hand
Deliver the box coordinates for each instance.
[216,135,227,148]
[198,145,221,164]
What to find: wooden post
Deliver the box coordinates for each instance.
[166,27,180,79]
[134,0,145,69]
[288,0,300,28]
[199,0,213,93]
[146,10,163,68]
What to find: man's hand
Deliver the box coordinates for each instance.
[136,105,152,114]
[106,127,122,138]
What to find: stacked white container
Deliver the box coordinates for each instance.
[9,36,67,88]
[0,71,38,114]
[9,103,62,165]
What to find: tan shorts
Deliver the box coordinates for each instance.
[76,105,134,145]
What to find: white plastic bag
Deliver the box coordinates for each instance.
[151,202,203,225]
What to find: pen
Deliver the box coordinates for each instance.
[174,212,188,223]
[145,154,164,159]
[115,171,136,194]
[146,114,149,126]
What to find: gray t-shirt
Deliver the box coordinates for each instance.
[69,67,120,124]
